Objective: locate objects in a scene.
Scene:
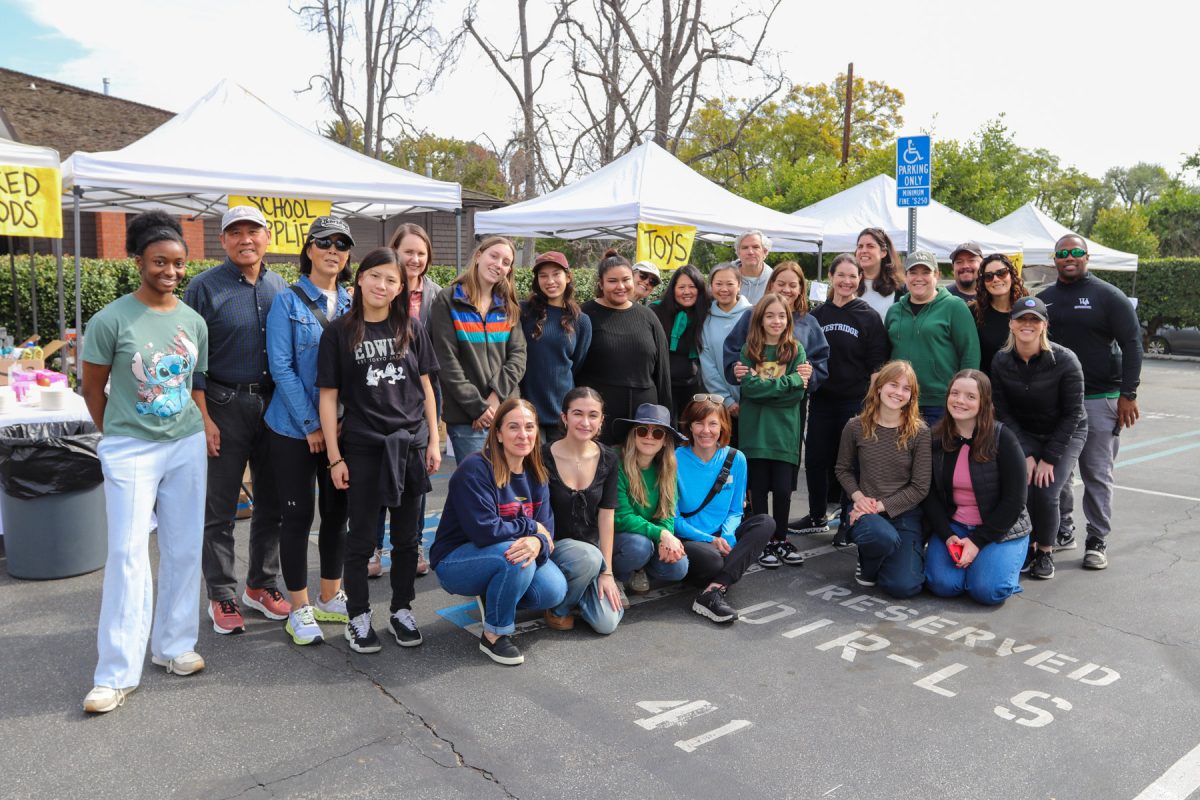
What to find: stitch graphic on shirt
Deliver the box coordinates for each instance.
[366,362,405,387]
[131,328,198,418]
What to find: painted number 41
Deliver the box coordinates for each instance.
[634,700,752,753]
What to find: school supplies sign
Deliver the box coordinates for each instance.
[636,223,696,272]
[228,195,333,254]
[0,165,62,238]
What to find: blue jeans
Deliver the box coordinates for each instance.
[850,509,925,599]
[434,541,567,636]
[611,532,689,583]
[446,424,488,463]
[550,539,623,634]
[920,405,945,428]
[925,522,1027,605]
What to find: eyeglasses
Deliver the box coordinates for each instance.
[311,237,352,252]
[981,268,1012,282]
[634,426,667,441]
[692,393,724,404]
[1054,248,1087,259]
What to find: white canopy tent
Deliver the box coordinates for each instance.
[782,174,1022,258]
[2,138,65,343]
[475,141,823,246]
[988,202,1138,272]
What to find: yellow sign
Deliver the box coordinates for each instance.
[1009,252,1024,275]
[0,165,62,238]
[228,195,333,254]
[636,222,696,272]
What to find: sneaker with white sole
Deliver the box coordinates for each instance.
[479,633,524,665]
[774,540,805,566]
[389,608,423,647]
[692,587,738,623]
[286,605,324,645]
[1083,538,1108,570]
[1054,529,1077,551]
[628,569,651,594]
[368,549,383,579]
[791,514,830,535]
[854,560,877,587]
[151,651,206,676]
[242,587,291,620]
[313,590,349,624]
[208,598,245,635]
[1019,546,1036,574]
[757,544,782,569]
[1030,550,1056,580]
[345,612,382,653]
[83,685,134,714]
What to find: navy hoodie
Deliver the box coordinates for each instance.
[811,298,889,401]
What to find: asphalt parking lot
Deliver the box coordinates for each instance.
[1,359,1197,800]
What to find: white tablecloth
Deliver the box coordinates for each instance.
[0,391,93,536]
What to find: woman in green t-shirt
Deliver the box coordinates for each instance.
[80,211,210,714]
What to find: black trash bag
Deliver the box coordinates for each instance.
[0,422,104,500]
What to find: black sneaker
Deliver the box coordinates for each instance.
[1054,529,1077,551]
[479,633,524,666]
[1030,550,1055,580]
[854,560,877,587]
[1082,538,1108,570]
[345,612,382,653]
[790,514,830,535]
[692,587,738,623]
[757,543,782,569]
[775,539,805,566]
[1019,546,1036,574]
[389,608,423,647]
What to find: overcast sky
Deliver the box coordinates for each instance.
[1,0,1191,180]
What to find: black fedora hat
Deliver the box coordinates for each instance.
[611,403,688,445]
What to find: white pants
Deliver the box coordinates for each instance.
[93,431,206,689]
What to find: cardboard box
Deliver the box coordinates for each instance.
[0,358,45,387]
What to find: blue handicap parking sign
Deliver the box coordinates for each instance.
[896,136,931,207]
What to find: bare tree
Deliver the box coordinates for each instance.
[296,0,450,159]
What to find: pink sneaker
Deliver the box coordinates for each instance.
[242,587,291,620]
[208,598,246,635]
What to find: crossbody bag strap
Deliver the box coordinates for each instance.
[680,448,737,519]
[290,284,331,329]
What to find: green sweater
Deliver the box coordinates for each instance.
[739,342,807,464]
[884,287,980,407]
[615,462,674,542]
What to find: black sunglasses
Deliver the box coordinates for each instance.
[1054,247,1087,259]
[311,237,352,252]
[634,426,667,441]
[981,268,1012,282]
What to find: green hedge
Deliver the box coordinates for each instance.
[1100,258,1200,335]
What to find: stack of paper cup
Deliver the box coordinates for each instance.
[0,386,15,414]
[40,385,66,411]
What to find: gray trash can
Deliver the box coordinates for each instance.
[0,422,107,580]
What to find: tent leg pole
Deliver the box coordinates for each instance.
[8,246,18,337]
[1130,271,1138,298]
[55,238,65,345]
[29,238,38,337]
[73,187,83,389]
[455,208,463,273]
[817,243,824,280]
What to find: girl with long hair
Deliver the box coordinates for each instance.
[520,251,592,437]
[607,404,689,595]
[855,227,904,319]
[81,211,210,713]
[429,235,526,460]
[578,249,673,443]
[541,387,624,633]
[431,399,567,666]
[265,217,353,645]
[651,264,710,419]
[970,253,1028,376]
[923,370,1031,604]
[737,293,809,568]
[317,247,441,654]
[698,263,751,433]
[835,360,932,598]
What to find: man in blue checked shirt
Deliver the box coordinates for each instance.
[184,205,291,635]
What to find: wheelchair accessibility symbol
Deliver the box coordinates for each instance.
[902,140,923,165]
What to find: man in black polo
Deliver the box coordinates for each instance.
[184,206,290,633]
[947,241,982,302]
[1038,234,1142,570]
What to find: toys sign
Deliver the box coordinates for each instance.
[636,222,696,272]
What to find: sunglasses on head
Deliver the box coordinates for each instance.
[981,267,1012,282]
[311,237,352,252]
[634,426,667,441]
[1055,247,1087,259]
[692,393,724,404]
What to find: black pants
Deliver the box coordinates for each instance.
[749,458,796,540]
[682,514,774,587]
[591,380,664,445]
[804,395,861,519]
[201,384,282,601]
[342,443,424,619]
[269,430,348,593]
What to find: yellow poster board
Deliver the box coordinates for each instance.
[0,165,62,238]
[635,222,696,272]
[1009,252,1024,275]
[228,195,333,254]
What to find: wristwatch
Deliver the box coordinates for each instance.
[1120,391,1137,401]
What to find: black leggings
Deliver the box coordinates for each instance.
[804,395,861,518]
[270,430,348,594]
[342,443,425,619]
[682,514,775,587]
[748,458,795,540]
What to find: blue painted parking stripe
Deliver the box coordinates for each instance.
[1118,429,1200,452]
[1115,440,1200,468]
[435,602,479,629]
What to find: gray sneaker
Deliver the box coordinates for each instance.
[1030,550,1055,580]
[628,569,651,594]
[1054,529,1077,551]
[1082,538,1108,570]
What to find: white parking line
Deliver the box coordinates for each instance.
[1133,740,1200,800]
[1112,485,1200,503]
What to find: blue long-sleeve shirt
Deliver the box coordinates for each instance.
[673,445,747,543]
[429,453,554,569]
[264,275,351,439]
[519,303,592,426]
[722,309,830,394]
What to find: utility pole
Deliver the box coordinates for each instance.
[840,62,853,167]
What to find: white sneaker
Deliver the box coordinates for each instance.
[83,685,134,713]
[285,605,325,645]
[313,589,349,623]
[151,651,206,676]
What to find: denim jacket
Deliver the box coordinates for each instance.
[264,275,351,439]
